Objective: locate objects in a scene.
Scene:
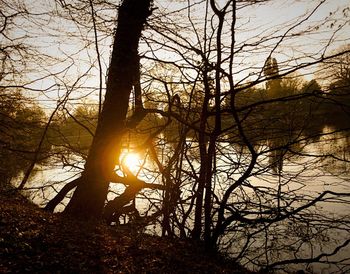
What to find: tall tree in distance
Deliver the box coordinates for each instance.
[63,0,153,219]
[264,56,282,99]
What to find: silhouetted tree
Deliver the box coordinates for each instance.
[61,0,154,220]
[4,0,350,272]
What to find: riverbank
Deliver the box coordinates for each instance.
[0,187,252,273]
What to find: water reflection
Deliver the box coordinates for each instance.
[263,124,349,177]
[22,123,350,273]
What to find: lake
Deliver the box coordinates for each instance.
[20,126,350,273]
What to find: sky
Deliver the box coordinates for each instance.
[238,0,350,80]
[153,0,350,83]
[2,0,349,108]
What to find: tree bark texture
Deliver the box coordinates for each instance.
[63,0,153,219]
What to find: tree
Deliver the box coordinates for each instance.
[62,0,154,219]
[320,44,350,129]
[0,90,49,187]
[320,44,350,88]
[136,0,350,271]
[0,2,54,188]
[3,0,350,272]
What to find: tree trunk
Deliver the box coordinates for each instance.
[63,0,153,220]
[192,67,211,240]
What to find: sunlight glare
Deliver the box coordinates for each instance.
[121,152,141,171]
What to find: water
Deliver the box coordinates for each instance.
[21,127,350,273]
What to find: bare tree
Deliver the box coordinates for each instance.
[134,0,350,272]
[3,0,350,272]
[62,0,154,219]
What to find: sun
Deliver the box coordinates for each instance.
[121,152,141,171]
